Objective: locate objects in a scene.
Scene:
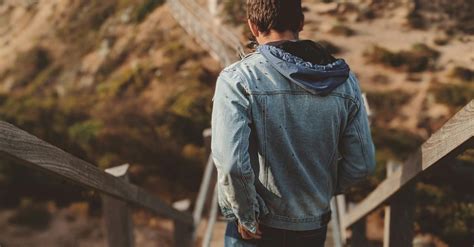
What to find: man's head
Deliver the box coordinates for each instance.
[247,0,304,44]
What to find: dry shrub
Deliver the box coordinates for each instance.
[328,24,356,36]
[364,44,440,72]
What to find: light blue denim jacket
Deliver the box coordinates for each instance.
[211,42,375,233]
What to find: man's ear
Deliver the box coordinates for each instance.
[247,19,260,38]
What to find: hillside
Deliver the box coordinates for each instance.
[0,1,219,245]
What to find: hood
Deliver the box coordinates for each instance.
[257,40,350,95]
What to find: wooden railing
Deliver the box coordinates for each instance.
[332,100,474,246]
[0,121,196,247]
[166,0,245,66]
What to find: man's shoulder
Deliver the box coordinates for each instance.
[221,51,264,74]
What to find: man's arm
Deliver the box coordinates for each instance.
[211,70,260,233]
[336,82,376,193]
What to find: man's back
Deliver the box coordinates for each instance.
[212,40,375,232]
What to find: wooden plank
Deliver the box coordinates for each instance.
[202,184,219,247]
[336,195,347,243]
[329,197,343,247]
[343,100,474,228]
[383,161,398,247]
[0,121,193,225]
[193,154,216,226]
[102,164,134,247]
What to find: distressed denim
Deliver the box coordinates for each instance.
[211,43,375,233]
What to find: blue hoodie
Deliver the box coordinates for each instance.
[258,41,350,95]
[211,40,375,233]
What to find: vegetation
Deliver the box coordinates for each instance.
[366,90,412,123]
[328,24,355,36]
[133,0,166,23]
[416,153,474,246]
[430,83,474,108]
[364,44,440,72]
[449,66,473,83]
[222,0,246,26]
[8,199,52,230]
[0,0,218,211]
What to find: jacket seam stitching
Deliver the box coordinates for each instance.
[353,110,369,176]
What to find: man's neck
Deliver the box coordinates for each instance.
[257,30,299,45]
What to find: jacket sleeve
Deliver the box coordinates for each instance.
[211,69,260,233]
[336,81,376,193]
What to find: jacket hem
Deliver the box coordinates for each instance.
[259,211,331,231]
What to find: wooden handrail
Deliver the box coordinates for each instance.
[0,120,194,226]
[193,154,215,225]
[343,100,474,229]
[166,0,245,66]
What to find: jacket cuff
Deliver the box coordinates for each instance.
[239,216,258,233]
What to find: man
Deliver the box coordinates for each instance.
[211,0,376,246]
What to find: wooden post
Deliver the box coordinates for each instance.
[330,197,343,247]
[203,129,217,214]
[202,184,219,247]
[102,164,134,247]
[384,162,416,247]
[336,195,347,244]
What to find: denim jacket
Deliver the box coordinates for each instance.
[211,41,376,233]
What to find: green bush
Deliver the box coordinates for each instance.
[329,24,355,36]
[364,44,440,72]
[450,66,473,83]
[366,90,412,122]
[133,0,165,23]
[11,47,51,88]
[416,154,474,246]
[68,120,103,150]
[430,83,474,107]
[222,0,246,26]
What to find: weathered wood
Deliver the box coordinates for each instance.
[336,195,347,243]
[166,0,238,66]
[102,164,134,247]
[0,121,193,225]
[329,197,343,247]
[193,154,216,225]
[202,184,219,247]
[383,161,398,247]
[193,129,217,225]
[343,100,474,228]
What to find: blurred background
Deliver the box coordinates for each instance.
[0,0,472,246]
